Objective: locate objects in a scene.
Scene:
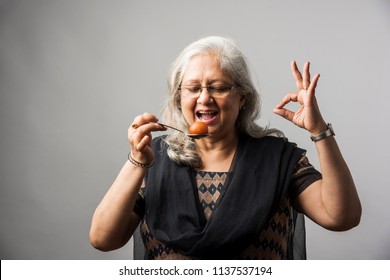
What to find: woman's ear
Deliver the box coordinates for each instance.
[239,96,246,110]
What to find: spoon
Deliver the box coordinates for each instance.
[157,122,211,139]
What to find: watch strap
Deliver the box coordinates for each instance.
[310,123,335,142]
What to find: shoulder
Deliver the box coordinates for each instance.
[245,135,298,148]
[151,135,168,149]
[242,135,306,160]
[150,135,171,162]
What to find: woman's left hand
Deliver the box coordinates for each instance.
[273,61,327,135]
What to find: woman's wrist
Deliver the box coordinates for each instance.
[309,121,328,137]
[128,153,154,168]
[310,123,335,142]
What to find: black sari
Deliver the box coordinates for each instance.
[142,134,305,259]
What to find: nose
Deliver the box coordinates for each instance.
[196,87,214,105]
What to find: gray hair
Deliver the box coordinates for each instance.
[161,36,282,168]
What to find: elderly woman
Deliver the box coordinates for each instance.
[89,36,361,259]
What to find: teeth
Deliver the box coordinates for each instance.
[198,111,217,115]
[197,110,217,120]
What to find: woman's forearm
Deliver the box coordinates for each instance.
[89,160,145,251]
[314,136,362,229]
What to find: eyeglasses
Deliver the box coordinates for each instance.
[178,84,239,98]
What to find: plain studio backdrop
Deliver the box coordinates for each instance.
[0,0,389,260]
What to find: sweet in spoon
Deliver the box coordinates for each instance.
[157,122,210,139]
[188,122,208,135]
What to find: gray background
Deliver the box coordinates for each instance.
[1,0,389,260]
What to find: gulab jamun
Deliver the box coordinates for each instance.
[188,122,208,135]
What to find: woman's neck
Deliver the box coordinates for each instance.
[195,132,240,172]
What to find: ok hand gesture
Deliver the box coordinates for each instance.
[273,61,327,135]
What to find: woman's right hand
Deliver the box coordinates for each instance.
[128,113,166,166]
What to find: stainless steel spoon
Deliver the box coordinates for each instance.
[157,122,210,139]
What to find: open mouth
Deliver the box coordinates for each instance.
[196,110,218,121]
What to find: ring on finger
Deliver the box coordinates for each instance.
[131,123,139,129]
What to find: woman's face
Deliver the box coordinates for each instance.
[180,54,245,139]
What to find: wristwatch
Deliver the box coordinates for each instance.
[310,123,335,142]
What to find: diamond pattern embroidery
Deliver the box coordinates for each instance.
[196,171,227,219]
